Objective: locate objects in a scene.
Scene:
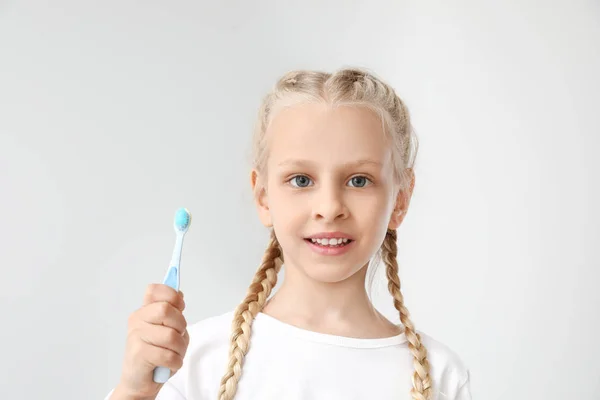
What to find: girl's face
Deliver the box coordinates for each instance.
[252,102,411,284]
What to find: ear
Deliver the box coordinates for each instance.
[250,169,273,228]
[388,168,415,230]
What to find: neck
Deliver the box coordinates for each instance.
[262,260,401,338]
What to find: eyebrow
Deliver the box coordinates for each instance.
[277,158,383,168]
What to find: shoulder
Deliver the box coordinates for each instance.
[188,310,234,336]
[416,330,471,399]
[186,310,235,350]
[417,331,469,378]
[164,311,235,398]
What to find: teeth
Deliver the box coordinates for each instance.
[310,238,350,246]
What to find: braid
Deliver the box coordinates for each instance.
[382,229,433,400]
[217,229,283,400]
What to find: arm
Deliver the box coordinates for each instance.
[454,370,472,400]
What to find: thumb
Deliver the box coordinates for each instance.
[179,290,186,311]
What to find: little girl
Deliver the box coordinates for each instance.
[107,67,471,400]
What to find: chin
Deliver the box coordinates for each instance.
[300,262,365,284]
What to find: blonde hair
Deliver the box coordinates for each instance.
[217,67,432,400]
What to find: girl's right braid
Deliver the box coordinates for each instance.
[217,229,283,400]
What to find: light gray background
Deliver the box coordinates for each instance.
[1,1,598,399]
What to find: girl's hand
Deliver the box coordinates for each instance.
[112,284,189,400]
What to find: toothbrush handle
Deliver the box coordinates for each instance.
[152,265,179,383]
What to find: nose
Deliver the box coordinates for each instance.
[311,184,349,223]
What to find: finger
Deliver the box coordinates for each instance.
[143,283,185,311]
[136,323,188,359]
[140,339,184,372]
[139,302,187,335]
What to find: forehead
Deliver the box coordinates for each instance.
[266,103,391,168]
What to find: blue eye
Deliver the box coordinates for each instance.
[348,176,370,188]
[291,175,312,188]
[288,175,372,188]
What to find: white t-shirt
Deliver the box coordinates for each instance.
[105,311,471,400]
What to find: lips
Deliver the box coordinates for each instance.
[303,236,356,256]
[304,231,354,240]
[303,238,353,245]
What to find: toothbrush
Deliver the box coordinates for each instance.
[153,207,192,384]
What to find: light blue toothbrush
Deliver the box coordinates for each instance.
[153,207,192,384]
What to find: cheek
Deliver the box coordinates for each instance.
[353,194,391,221]
[268,189,306,223]
[353,198,394,245]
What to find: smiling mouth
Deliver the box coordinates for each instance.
[303,238,354,248]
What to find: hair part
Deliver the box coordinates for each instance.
[218,67,431,400]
